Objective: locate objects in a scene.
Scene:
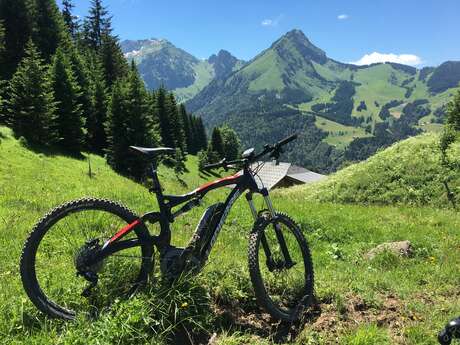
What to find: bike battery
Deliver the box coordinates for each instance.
[195,202,224,251]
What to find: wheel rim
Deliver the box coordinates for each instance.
[33,208,147,316]
[257,217,309,316]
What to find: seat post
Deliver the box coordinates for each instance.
[149,160,172,246]
[149,161,162,196]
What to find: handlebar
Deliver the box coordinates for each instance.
[203,133,298,171]
[203,158,227,170]
[277,133,298,147]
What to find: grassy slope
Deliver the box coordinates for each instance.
[283,133,460,207]
[174,61,215,102]
[315,115,372,149]
[297,62,460,150]
[2,127,460,344]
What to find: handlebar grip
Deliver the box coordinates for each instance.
[203,158,226,170]
[277,133,298,147]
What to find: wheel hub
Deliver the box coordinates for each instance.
[74,239,103,274]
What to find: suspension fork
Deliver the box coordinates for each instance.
[261,189,294,268]
[246,192,274,267]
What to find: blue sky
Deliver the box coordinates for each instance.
[67,0,460,67]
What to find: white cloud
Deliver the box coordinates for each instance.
[261,14,284,27]
[337,14,349,20]
[261,19,274,26]
[351,52,422,66]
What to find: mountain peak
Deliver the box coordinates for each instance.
[208,50,243,79]
[273,29,327,64]
[208,49,236,63]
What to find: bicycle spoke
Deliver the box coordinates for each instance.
[33,206,146,315]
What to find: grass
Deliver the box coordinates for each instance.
[314,115,371,149]
[296,64,460,149]
[288,133,460,207]
[1,126,460,344]
[174,61,215,102]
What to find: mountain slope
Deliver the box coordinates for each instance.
[121,39,244,101]
[186,29,460,172]
[283,133,460,207]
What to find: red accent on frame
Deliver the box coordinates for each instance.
[195,173,241,193]
[108,219,141,244]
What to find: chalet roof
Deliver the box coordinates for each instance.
[246,161,326,190]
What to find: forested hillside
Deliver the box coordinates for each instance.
[185,30,460,173]
[0,0,208,180]
[116,30,460,173]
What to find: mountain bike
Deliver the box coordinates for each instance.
[20,134,314,322]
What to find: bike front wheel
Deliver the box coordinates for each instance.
[20,198,153,320]
[248,212,314,321]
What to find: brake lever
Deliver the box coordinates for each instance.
[269,147,283,165]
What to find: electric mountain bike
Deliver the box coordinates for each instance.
[20,134,314,322]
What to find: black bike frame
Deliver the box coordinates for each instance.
[95,162,271,262]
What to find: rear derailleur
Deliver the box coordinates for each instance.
[75,239,103,297]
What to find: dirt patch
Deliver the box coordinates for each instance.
[199,293,412,344]
[307,293,408,343]
[211,299,322,343]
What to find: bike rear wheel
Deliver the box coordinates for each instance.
[248,212,314,321]
[20,198,153,320]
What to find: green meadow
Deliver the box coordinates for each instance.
[1,126,460,344]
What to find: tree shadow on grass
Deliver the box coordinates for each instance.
[176,176,188,188]
[18,137,87,161]
[199,169,222,180]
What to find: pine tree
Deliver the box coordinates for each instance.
[124,62,160,178]
[196,117,208,151]
[100,34,128,87]
[155,86,175,148]
[86,62,108,154]
[179,103,192,153]
[68,49,94,129]
[0,0,31,80]
[106,81,128,172]
[187,114,207,155]
[0,20,5,57]
[29,0,65,61]
[446,89,460,131]
[165,92,186,151]
[209,126,224,159]
[7,41,57,145]
[50,48,85,154]
[220,125,241,160]
[106,63,160,179]
[62,0,79,39]
[0,80,5,124]
[83,0,112,51]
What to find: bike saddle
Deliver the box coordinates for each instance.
[129,146,175,158]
